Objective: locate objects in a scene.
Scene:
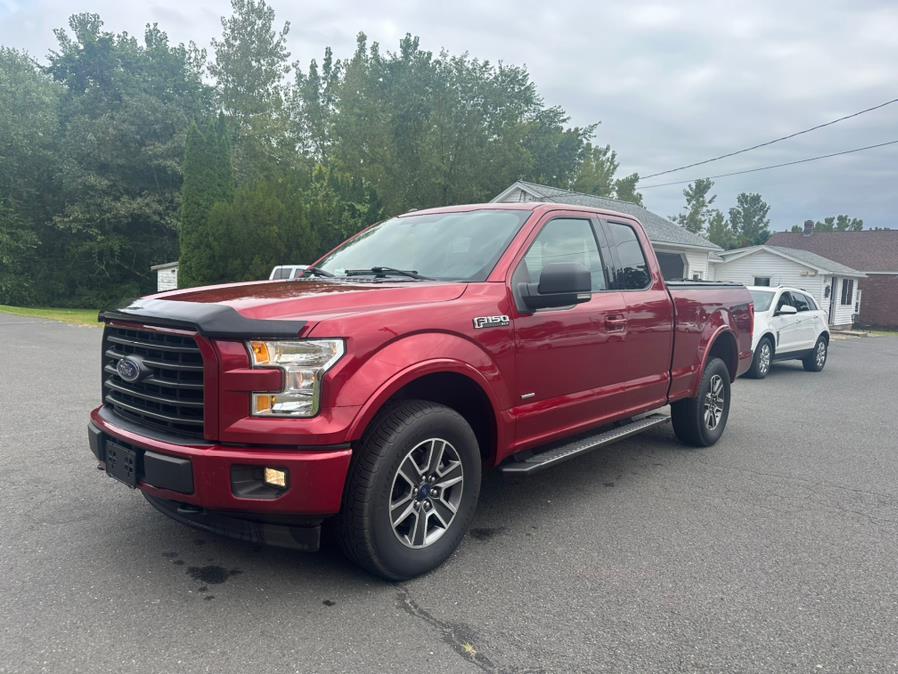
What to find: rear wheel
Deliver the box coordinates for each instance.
[338,400,481,580]
[802,335,828,372]
[671,357,731,447]
[746,337,773,379]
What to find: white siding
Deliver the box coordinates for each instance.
[831,277,858,327]
[713,249,828,313]
[684,250,710,279]
[156,267,178,291]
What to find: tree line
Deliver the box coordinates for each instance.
[670,177,870,248]
[0,0,647,307]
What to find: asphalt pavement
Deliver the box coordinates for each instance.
[1,312,897,672]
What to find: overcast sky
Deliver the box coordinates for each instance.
[2,0,896,229]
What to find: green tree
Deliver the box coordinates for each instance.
[211,0,291,182]
[707,209,736,249]
[205,166,382,283]
[572,143,618,197]
[729,192,771,247]
[179,117,234,287]
[673,178,717,234]
[0,48,63,304]
[44,14,211,305]
[790,215,864,232]
[613,173,644,206]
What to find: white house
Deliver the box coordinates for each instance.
[150,261,179,292]
[710,245,865,328]
[492,180,723,280]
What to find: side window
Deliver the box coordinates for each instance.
[754,276,771,287]
[840,279,854,305]
[776,292,793,312]
[792,293,810,312]
[521,218,607,291]
[800,292,818,311]
[605,222,650,290]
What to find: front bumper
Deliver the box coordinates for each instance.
[89,407,353,518]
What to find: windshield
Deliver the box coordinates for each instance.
[750,289,775,312]
[316,209,531,281]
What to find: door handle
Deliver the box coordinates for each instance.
[605,315,628,330]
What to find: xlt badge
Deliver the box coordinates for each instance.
[473,315,510,329]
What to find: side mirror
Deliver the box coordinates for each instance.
[777,304,798,316]
[519,262,592,311]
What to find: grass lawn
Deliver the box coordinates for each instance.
[0,305,99,327]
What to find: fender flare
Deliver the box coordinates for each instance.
[690,325,738,397]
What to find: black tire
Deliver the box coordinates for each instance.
[338,400,481,580]
[802,335,828,372]
[746,337,773,379]
[671,357,731,447]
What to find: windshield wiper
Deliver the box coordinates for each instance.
[298,266,335,278]
[344,266,431,280]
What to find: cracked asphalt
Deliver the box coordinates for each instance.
[1,313,897,672]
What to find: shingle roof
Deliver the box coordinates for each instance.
[766,230,898,272]
[721,245,864,277]
[500,181,722,251]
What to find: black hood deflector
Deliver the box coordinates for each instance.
[100,299,306,340]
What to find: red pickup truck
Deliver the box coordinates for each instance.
[88,203,753,578]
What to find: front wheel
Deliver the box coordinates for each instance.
[338,400,481,580]
[803,335,828,372]
[746,338,773,379]
[671,357,731,447]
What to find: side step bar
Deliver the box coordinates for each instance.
[499,414,671,475]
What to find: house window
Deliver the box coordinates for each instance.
[754,276,771,286]
[840,279,854,305]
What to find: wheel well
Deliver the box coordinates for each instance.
[760,332,776,352]
[708,331,738,381]
[820,331,830,344]
[386,372,497,466]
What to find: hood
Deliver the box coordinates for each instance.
[148,279,468,323]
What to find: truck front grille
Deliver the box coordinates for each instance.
[102,325,205,438]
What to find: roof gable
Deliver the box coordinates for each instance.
[492,181,722,251]
[719,245,864,277]
[767,230,898,272]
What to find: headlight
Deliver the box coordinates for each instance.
[247,339,345,417]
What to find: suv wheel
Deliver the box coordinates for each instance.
[802,335,828,372]
[747,338,773,379]
[671,357,731,447]
[338,400,481,580]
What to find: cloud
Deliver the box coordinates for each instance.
[1,0,896,227]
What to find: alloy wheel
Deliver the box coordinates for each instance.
[815,341,827,367]
[389,438,464,549]
[704,374,726,430]
[759,343,771,374]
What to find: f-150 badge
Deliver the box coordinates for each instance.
[473,315,510,329]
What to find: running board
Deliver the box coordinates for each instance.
[499,414,671,475]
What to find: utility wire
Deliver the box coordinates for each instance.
[641,97,898,179]
[640,139,898,189]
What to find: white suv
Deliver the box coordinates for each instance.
[745,286,830,379]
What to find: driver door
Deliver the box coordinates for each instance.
[511,214,628,448]
[771,291,803,352]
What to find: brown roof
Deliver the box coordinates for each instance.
[766,230,898,272]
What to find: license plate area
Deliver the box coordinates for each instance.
[105,441,139,488]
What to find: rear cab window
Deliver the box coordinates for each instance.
[603,221,651,290]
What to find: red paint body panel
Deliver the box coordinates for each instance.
[90,202,753,518]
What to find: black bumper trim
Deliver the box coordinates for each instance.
[100,299,306,340]
[143,494,322,551]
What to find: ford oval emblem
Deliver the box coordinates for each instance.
[116,356,143,383]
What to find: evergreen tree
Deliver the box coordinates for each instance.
[707,209,735,249]
[179,116,234,287]
[729,192,771,247]
[673,178,716,234]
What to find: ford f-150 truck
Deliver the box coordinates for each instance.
[88,202,753,579]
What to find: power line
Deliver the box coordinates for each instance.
[641,97,898,179]
[639,139,898,189]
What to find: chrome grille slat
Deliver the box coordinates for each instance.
[102,364,204,389]
[102,325,205,438]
